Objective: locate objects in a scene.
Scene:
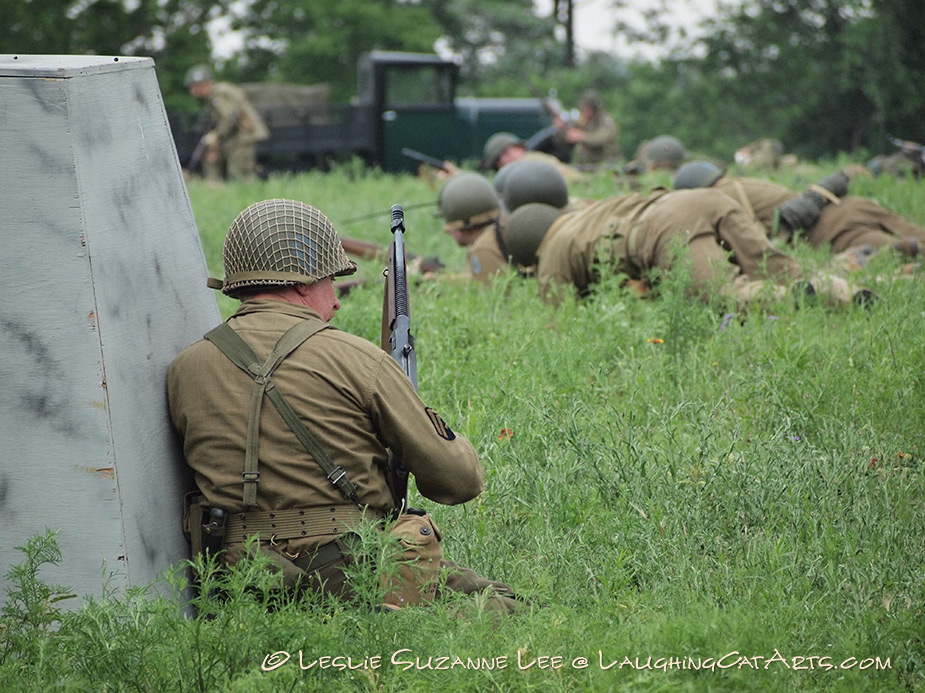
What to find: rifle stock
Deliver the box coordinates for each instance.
[381,204,416,509]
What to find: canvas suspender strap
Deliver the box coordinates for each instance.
[204,321,361,508]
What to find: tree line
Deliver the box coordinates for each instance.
[3,0,922,162]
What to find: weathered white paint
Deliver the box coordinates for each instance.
[0,55,220,606]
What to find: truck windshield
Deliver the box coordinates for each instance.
[384,65,453,108]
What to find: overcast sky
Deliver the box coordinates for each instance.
[546,0,729,60]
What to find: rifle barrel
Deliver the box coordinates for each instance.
[401,147,450,172]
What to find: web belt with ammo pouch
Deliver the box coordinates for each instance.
[222,505,383,544]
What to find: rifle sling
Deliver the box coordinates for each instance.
[494,220,511,266]
[204,321,361,508]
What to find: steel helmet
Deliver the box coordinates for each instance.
[483,132,524,169]
[502,203,563,268]
[642,135,686,170]
[579,88,604,111]
[437,172,500,230]
[184,64,213,88]
[493,160,523,196]
[211,198,356,296]
[674,161,724,189]
[501,160,569,214]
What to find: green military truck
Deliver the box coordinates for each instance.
[173,51,557,174]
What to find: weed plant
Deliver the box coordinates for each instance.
[2,164,922,691]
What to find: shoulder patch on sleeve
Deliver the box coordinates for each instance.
[425,407,456,440]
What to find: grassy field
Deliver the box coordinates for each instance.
[3,162,923,691]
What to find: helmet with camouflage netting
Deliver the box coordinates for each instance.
[437,172,500,231]
[501,160,569,214]
[502,203,564,268]
[210,198,356,296]
[674,161,724,190]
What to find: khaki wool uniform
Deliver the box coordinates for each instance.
[713,176,925,253]
[202,82,270,181]
[536,188,812,307]
[467,222,511,285]
[572,112,620,165]
[466,201,594,285]
[168,299,516,608]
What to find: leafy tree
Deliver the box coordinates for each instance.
[428,0,560,87]
[0,0,221,111]
[656,0,925,159]
[223,0,442,102]
[861,0,925,147]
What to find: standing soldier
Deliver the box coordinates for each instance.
[184,64,270,181]
[167,199,518,612]
[674,161,925,260]
[502,189,870,309]
[553,88,620,166]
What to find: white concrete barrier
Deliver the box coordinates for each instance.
[0,55,220,605]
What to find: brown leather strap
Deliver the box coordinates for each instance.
[223,505,384,543]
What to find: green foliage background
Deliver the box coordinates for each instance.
[2,0,923,158]
[2,165,923,691]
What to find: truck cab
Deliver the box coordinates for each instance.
[359,51,552,171]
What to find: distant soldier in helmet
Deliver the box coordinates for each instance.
[167,199,519,612]
[436,172,510,284]
[623,135,686,174]
[184,64,270,181]
[481,131,583,183]
[503,188,870,309]
[674,160,925,263]
[552,88,620,165]
[438,165,578,283]
[734,138,789,171]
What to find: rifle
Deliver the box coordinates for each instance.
[401,147,452,172]
[888,135,925,166]
[340,236,445,275]
[185,138,207,172]
[381,204,416,510]
[339,201,436,225]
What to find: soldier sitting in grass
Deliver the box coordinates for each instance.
[168,199,519,612]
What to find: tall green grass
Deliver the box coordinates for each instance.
[2,164,922,691]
